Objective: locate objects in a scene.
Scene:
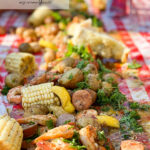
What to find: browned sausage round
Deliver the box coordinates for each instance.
[72,90,93,111]
[85,89,97,103]
[21,123,38,139]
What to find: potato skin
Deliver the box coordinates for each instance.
[58,68,83,89]
[19,43,33,53]
[24,105,49,117]
[5,73,24,88]
[87,74,101,91]
[76,116,100,129]
[102,81,113,95]
[103,73,118,84]
[83,64,98,74]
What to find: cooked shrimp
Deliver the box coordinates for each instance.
[34,124,75,143]
[79,125,98,150]
[98,146,106,150]
[17,114,57,126]
[36,139,78,150]
[121,140,144,150]
[7,86,22,104]
[30,73,47,85]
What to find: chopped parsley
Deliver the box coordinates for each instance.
[71,11,103,27]
[97,86,126,110]
[66,44,92,60]
[1,85,11,95]
[76,81,89,90]
[120,110,143,139]
[128,60,142,69]
[64,120,71,124]
[29,121,35,125]
[68,73,73,80]
[51,11,70,25]
[129,102,150,111]
[97,131,106,141]
[101,106,111,112]
[76,60,88,69]
[46,119,54,129]
[25,133,39,143]
[92,16,103,27]
[63,131,86,150]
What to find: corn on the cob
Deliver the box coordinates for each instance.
[0,115,23,150]
[5,52,37,77]
[22,83,60,108]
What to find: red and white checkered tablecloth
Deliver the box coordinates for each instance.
[0,10,150,111]
[0,8,150,148]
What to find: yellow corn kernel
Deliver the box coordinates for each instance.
[22,83,60,108]
[5,52,37,77]
[0,115,23,150]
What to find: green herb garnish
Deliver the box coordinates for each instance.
[1,85,11,95]
[120,110,143,139]
[97,86,126,110]
[46,119,54,129]
[101,106,111,112]
[68,73,73,80]
[97,131,106,141]
[76,60,88,69]
[92,16,103,27]
[66,43,92,60]
[64,120,71,124]
[63,131,86,150]
[76,81,89,89]
[128,60,142,69]
[129,102,150,111]
[51,12,70,25]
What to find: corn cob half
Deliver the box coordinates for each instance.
[0,115,23,150]
[22,83,60,108]
[5,52,37,77]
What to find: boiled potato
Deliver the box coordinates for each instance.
[87,74,101,91]
[5,73,24,88]
[30,42,42,53]
[58,68,84,89]
[24,105,49,117]
[83,64,98,74]
[19,43,33,53]
[77,116,100,129]
[48,106,67,117]
[102,81,113,95]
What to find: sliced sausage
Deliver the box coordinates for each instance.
[21,123,38,139]
[85,89,97,103]
[72,90,93,111]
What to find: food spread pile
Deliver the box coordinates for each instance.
[0,1,150,150]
